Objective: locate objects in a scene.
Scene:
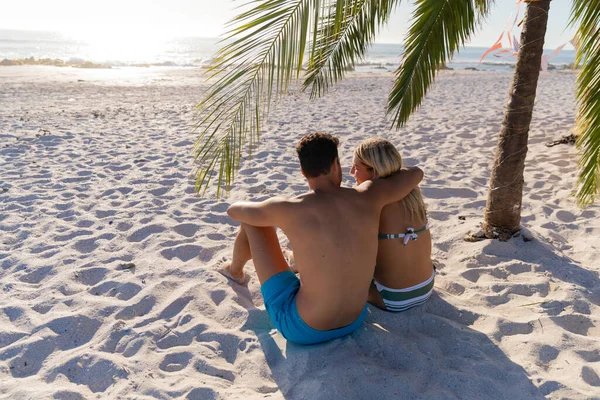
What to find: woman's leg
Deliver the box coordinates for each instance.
[367,281,387,311]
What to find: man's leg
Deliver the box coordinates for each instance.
[233,223,290,285]
[225,225,252,282]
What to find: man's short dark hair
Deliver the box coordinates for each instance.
[295,132,340,178]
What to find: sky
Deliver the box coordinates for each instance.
[0,0,576,49]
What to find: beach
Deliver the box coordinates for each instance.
[0,66,599,399]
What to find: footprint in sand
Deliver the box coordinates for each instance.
[440,281,465,296]
[550,314,597,336]
[127,224,166,242]
[52,390,86,400]
[73,233,116,253]
[54,202,73,211]
[95,209,117,218]
[100,322,134,353]
[237,337,255,352]
[159,352,193,372]
[196,332,242,365]
[172,223,201,238]
[116,221,133,232]
[6,339,55,378]
[490,282,550,298]
[576,350,600,363]
[493,320,534,341]
[122,338,145,357]
[73,267,109,286]
[115,295,156,320]
[134,296,194,328]
[89,281,142,301]
[505,262,532,275]
[462,267,509,283]
[46,356,128,393]
[186,387,219,400]
[581,366,600,387]
[534,344,560,364]
[160,244,203,262]
[210,290,227,306]
[194,358,235,382]
[18,266,55,284]
[150,187,170,197]
[0,331,28,349]
[207,233,226,241]
[39,315,103,350]
[54,229,94,242]
[76,219,95,228]
[156,324,208,350]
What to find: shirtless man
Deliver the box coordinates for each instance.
[220,133,423,345]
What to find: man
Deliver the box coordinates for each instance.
[219,133,423,345]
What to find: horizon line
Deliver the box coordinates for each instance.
[0,28,575,50]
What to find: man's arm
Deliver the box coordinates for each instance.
[227,196,291,227]
[358,167,424,207]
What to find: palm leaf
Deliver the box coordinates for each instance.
[303,0,401,98]
[193,0,320,197]
[570,0,600,205]
[387,0,492,128]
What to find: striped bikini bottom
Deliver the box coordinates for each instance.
[373,270,435,312]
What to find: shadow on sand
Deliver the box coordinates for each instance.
[240,293,544,400]
[476,229,600,310]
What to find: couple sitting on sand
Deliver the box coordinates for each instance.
[220,133,433,345]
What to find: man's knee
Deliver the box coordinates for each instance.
[241,223,281,255]
[241,223,276,236]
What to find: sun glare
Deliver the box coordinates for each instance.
[64,25,173,64]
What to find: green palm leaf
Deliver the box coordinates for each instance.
[194,0,319,197]
[195,0,417,196]
[303,0,401,98]
[387,0,491,128]
[570,0,600,205]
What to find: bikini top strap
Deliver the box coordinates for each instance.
[378,232,406,240]
[378,214,430,244]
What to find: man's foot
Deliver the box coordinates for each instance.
[217,262,248,285]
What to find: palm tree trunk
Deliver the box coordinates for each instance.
[482,0,551,240]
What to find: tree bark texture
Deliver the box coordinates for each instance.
[483,0,551,240]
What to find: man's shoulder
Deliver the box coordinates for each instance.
[263,194,306,209]
[293,192,315,201]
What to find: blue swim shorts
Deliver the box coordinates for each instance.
[260,270,367,345]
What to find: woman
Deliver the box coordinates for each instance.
[351,138,434,312]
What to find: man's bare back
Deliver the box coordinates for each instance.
[274,187,385,329]
[222,133,422,344]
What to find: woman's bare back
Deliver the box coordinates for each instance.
[374,201,433,289]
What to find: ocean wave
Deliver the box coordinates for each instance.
[0,56,213,68]
[0,55,577,72]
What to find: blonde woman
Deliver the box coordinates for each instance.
[351,138,434,312]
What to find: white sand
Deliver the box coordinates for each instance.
[0,66,599,399]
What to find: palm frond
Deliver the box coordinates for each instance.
[473,0,491,19]
[387,0,492,128]
[570,0,600,205]
[193,0,320,197]
[303,0,401,98]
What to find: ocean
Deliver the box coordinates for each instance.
[0,29,576,72]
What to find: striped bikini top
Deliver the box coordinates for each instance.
[378,215,430,245]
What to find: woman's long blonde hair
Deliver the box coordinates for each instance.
[354,138,427,221]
